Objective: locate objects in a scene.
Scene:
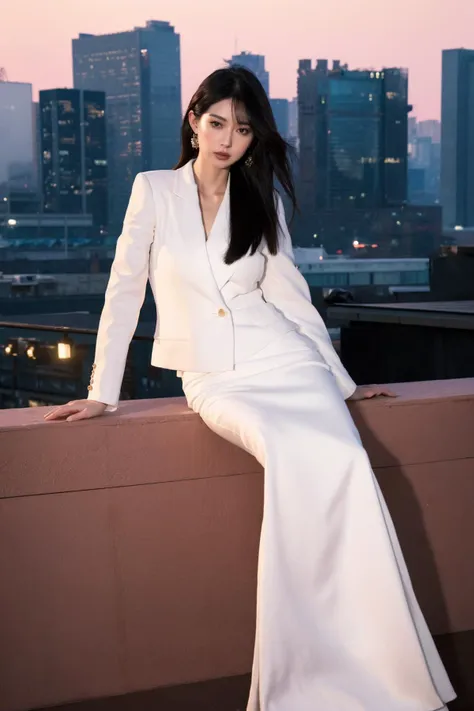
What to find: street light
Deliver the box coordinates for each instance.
[57,333,74,360]
[26,343,37,359]
[4,340,19,356]
[7,219,17,227]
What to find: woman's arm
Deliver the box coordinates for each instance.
[258,192,357,401]
[87,172,156,411]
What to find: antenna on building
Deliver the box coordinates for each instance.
[0,67,8,82]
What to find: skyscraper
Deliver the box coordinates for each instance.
[441,48,474,228]
[225,52,269,95]
[407,122,441,205]
[0,81,36,195]
[417,120,441,143]
[298,59,409,213]
[270,99,289,139]
[288,97,299,148]
[73,20,181,230]
[292,59,437,257]
[39,88,107,228]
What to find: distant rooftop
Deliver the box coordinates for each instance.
[329,300,474,329]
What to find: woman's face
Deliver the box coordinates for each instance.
[189,98,254,167]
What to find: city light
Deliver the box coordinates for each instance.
[57,334,73,359]
[4,340,18,356]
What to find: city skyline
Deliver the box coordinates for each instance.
[2,0,473,121]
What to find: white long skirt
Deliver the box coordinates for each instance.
[180,329,456,711]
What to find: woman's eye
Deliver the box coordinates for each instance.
[239,128,250,135]
[210,121,221,128]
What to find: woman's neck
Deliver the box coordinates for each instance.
[192,156,229,198]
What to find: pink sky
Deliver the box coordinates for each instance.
[2,0,474,120]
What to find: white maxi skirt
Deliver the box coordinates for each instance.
[180,328,456,711]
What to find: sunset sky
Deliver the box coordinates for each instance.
[2,0,473,120]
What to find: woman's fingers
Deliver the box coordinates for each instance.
[364,385,398,398]
[43,403,80,420]
[43,399,107,422]
[66,407,90,422]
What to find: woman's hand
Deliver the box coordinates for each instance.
[347,384,397,402]
[43,399,108,422]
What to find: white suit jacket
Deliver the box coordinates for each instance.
[87,159,357,410]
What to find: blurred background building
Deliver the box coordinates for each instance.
[39,88,107,229]
[73,20,182,231]
[441,48,474,230]
[0,78,36,195]
[408,117,441,205]
[292,59,441,256]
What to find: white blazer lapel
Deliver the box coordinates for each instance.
[205,177,239,292]
[171,159,237,294]
[170,161,220,299]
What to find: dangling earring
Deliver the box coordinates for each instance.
[191,133,199,150]
[245,154,253,168]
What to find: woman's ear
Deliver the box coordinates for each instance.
[188,110,198,134]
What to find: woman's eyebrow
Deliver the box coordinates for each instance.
[209,113,250,125]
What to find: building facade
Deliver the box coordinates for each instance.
[39,89,107,228]
[298,59,409,214]
[288,97,299,149]
[408,122,441,206]
[441,48,474,228]
[269,98,289,139]
[292,204,442,258]
[0,81,36,196]
[72,20,182,231]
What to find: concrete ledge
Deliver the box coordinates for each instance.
[1,379,474,711]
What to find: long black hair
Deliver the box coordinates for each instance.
[175,66,297,264]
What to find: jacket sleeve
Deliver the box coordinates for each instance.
[87,172,156,411]
[258,192,357,401]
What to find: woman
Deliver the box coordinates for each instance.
[44,67,455,711]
